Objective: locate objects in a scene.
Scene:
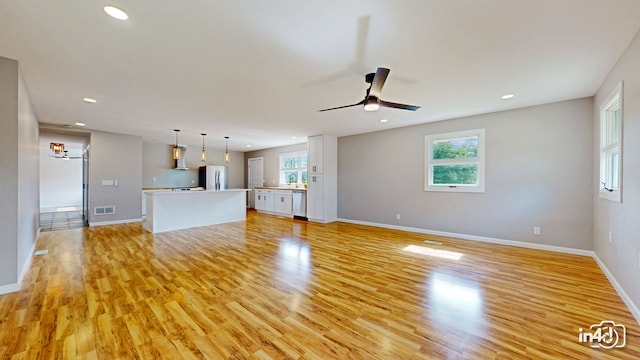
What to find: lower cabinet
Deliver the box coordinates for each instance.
[255,189,293,216]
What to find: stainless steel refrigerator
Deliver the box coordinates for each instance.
[198,165,228,190]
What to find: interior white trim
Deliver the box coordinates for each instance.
[0,283,20,295]
[592,253,640,326]
[338,218,593,256]
[89,218,142,227]
[18,230,39,285]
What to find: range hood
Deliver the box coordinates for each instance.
[174,146,189,170]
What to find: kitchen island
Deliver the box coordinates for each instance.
[144,189,249,233]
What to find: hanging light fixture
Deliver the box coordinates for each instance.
[224,136,230,163]
[50,143,65,154]
[172,129,181,160]
[200,133,207,162]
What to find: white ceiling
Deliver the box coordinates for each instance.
[2,1,640,151]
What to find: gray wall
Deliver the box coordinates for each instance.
[0,57,19,286]
[0,57,39,289]
[89,131,143,224]
[593,28,640,313]
[339,98,594,250]
[17,67,39,279]
[142,142,245,189]
[244,142,307,187]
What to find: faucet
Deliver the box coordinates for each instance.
[288,173,297,184]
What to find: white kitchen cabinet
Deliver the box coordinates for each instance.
[308,135,324,174]
[273,194,292,215]
[255,189,266,211]
[307,174,323,220]
[306,135,337,223]
[255,189,292,216]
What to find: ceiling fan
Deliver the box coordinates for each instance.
[49,150,82,160]
[318,67,420,112]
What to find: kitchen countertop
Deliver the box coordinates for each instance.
[255,186,307,191]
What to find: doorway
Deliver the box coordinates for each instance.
[39,130,89,231]
[247,157,264,209]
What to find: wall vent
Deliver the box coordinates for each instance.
[94,206,115,215]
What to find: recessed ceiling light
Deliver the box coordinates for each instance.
[291,136,297,139]
[501,94,515,100]
[75,122,86,127]
[246,144,252,148]
[104,6,129,20]
[83,97,97,103]
[380,119,388,123]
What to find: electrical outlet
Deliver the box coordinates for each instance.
[396,213,401,220]
[152,177,157,182]
[609,231,613,243]
[533,226,541,235]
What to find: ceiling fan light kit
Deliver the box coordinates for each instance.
[318,67,420,113]
[50,143,64,154]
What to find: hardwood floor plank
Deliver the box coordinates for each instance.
[0,211,638,359]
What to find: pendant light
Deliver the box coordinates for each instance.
[200,133,207,162]
[224,136,230,163]
[172,129,181,160]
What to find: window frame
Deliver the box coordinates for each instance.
[279,151,307,186]
[599,82,623,203]
[424,128,485,193]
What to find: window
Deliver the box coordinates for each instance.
[425,129,485,192]
[279,151,307,185]
[599,82,623,202]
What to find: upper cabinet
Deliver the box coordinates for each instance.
[308,135,324,174]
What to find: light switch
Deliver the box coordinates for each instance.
[102,180,114,186]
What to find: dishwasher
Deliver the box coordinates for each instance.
[292,190,307,220]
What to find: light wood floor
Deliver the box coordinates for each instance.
[0,211,638,359]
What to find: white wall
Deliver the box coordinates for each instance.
[593,27,640,320]
[339,98,594,250]
[39,152,82,209]
[17,66,39,285]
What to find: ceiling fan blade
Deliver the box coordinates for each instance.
[368,67,390,99]
[318,100,364,112]
[379,100,421,111]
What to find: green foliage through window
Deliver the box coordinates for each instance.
[432,137,478,160]
[433,165,478,185]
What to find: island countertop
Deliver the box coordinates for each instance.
[144,189,249,233]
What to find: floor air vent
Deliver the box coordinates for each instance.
[94,206,115,215]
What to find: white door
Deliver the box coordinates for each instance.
[248,157,264,208]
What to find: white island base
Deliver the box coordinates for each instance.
[144,189,248,233]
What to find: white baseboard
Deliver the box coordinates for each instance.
[89,218,142,227]
[592,253,640,326]
[0,229,40,295]
[0,283,20,295]
[337,218,593,256]
[18,230,39,284]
